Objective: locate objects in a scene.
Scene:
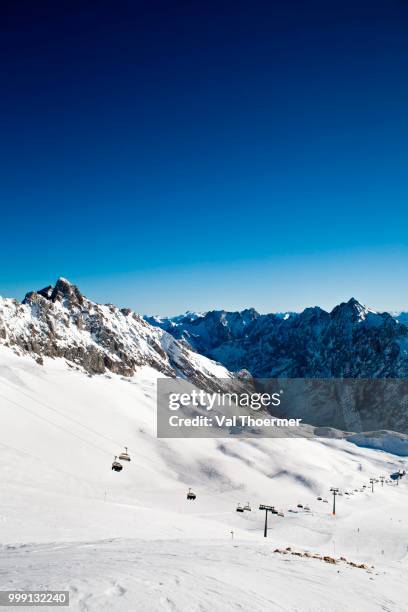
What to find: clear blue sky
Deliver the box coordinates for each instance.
[1,1,408,314]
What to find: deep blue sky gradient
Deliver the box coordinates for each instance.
[1,1,408,314]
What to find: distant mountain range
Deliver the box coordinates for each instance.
[1,279,407,382]
[2,280,408,433]
[145,301,408,378]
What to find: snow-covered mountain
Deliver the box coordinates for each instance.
[146,299,408,378]
[3,282,408,433]
[0,278,231,389]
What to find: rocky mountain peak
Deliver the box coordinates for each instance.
[50,278,85,306]
[23,278,85,308]
[330,298,372,322]
[1,279,231,385]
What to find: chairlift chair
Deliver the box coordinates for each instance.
[236,503,244,513]
[112,456,123,472]
[244,502,251,511]
[297,503,303,508]
[317,496,322,501]
[119,446,131,461]
[187,488,196,500]
[278,512,285,517]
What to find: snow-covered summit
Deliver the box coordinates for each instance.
[0,279,231,385]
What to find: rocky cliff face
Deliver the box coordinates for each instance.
[0,278,231,387]
[146,299,408,378]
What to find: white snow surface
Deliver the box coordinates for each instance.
[0,347,408,611]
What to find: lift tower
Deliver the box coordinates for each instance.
[259,504,277,538]
[330,488,339,515]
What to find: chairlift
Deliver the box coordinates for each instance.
[297,503,303,508]
[119,446,131,462]
[236,503,244,513]
[304,506,310,511]
[111,456,123,472]
[323,499,328,503]
[278,512,285,517]
[244,502,251,511]
[317,496,322,501]
[187,488,196,500]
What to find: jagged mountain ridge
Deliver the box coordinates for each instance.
[145,300,408,378]
[0,278,231,386]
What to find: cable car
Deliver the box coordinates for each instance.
[244,502,251,511]
[236,503,244,513]
[186,488,196,500]
[119,447,131,462]
[112,456,123,472]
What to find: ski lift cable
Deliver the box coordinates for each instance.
[0,393,110,457]
[0,378,124,448]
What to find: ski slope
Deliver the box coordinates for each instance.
[0,347,407,611]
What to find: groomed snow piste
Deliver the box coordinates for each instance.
[0,347,407,611]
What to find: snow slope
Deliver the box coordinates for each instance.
[0,347,408,611]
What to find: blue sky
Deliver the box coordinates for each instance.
[1,1,408,314]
